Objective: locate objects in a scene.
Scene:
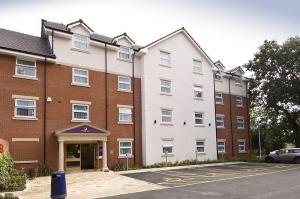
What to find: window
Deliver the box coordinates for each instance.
[238,140,246,152]
[216,115,224,128]
[119,141,132,157]
[160,80,171,94]
[15,59,36,78]
[193,60,202,73]
[160,51,170,66]
[215,72,222,80]
[72,68,89,85]
[73,34,88,50]
[237,117,245,129]
[194,86,203,99]
[195,112,204,125]
[196,141,205,153]
[161,109,172,124]
[217,140,226,153]
[118,46,130,60]
[15,99,36,118]
[119,107,132,122]
[236,96,243,107]
[72,104,89,121]
[234,77,242,85]
[215,93,223,104]
[118,76,131,91]
[162,140,173,154]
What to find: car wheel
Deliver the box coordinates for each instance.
[265,156,274,163]
[293,157,300,164]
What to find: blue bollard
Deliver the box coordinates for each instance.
[51,171,67,199]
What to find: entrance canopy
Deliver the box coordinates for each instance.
[55,123,110,142]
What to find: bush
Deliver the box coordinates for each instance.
[0,154,27,191]
[37,165,52,177]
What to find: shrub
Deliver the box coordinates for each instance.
[37,165,52,177]
[0,154,27,191]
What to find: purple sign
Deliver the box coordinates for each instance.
[65,125,100,134]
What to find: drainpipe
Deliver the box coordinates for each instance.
[229,76,234,157]
[51,30,54,55]
[132,51,136,166]
[246,81,251,153]
[105,44,108,130]
[43,57,47,165]
[213,73,218,159]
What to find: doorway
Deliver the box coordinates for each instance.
[81,144,94,169]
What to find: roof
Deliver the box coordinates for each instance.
[0,28,55,58]
[227,66,245,74]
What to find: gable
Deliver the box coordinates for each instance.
[116,37,133,47]
[70,25,91,37]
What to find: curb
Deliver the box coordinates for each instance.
[118,162,246,174]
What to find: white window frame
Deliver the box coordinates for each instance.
[119,141,133,157]
[118,46,131,61]
[73,34,89,51]
[238,140,246,153]
[215,72,222,81]
[237,117,245,129]
[194,112,204,125]
[72,104,89,121]
[72,68,89,86]
[15,59,36,78]
[161,109,172,124]
[215,93,223,104]
[236,96,243,107]
[196,140,205,153]
[162,140,174,155]
[216,115,225,128]
[160,79,171,95]
[14,99,36,118]
[192,59,202,74]
[217,140,226,153]
[234,77,242,85]
[118,107,132,123]
[159,51,170,66]
[194,85,203,99]
[118,76,132,92]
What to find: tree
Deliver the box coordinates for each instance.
[245,36,300,147]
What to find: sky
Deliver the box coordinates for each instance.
[0,0,299,69]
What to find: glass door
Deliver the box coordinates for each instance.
[65,144,81,171]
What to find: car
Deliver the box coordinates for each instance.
[265,148,300,163]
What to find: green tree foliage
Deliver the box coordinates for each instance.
[245,37,300,147]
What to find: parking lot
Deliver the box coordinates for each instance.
[102,163,300,199]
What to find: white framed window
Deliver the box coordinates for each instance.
[73,34,88,51]
[14,99,36,118]
[234,77,242,85]
[72,104,89,121]
[192,59,202,73]
[160,51,170,66]
[118,76,131,91]
[194,86,203,99]
[194,112,204,125]
[160,79,171,94]
[118,107,132,122]
[118,46,130,61]
[72,68,89,86]
[215,72,222,80]
[15,59,36,78]
[238,140,246,152]
[217,140,226,153]
[237,117,245,129]
[216,115,224,128]
[161,109,172,124]
[162,140,173,154]
[196,141,205,153]
[236,96,243,107]
[119,141,133,157]
[215,93,223,104]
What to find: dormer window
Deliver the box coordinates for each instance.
[73,34,88,51]
[215,72,222,81]
[234,77,242,85]
[118,46,130,61]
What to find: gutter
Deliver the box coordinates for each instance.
[0,46,56,59]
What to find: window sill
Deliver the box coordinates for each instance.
[118,155,134,159]
[117,89,133,93]
[218,152,227,154]
[196,152,206,155]
[193,71,203,75]
[13,75,38,81]
[118,121,133,125]
[217,126,225,129]
[215,79,223,82]
[160,92,172,96]
[194,124,205,127]
[237,127,245,130]
[238,151,247,154]
[12,117,38,121]
[160,123,173,126]
[117,58,132,63]
[194,97,204,101]
[71,48,90,54]
[71,83,91,87]
[161,154,174,157]
[236,105,243,108]
[159,64,172,68]
[216,102,224,105]
[71,120,91,123]
[235,84,243,87]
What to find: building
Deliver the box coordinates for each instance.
[0,19,250,172]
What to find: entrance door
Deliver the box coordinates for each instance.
[81,144,94,169]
